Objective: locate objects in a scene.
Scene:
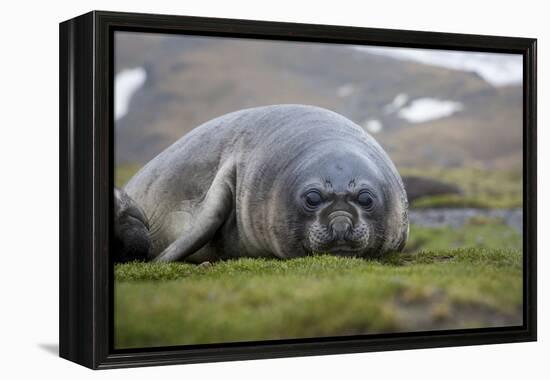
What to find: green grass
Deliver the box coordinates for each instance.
[400,167,522,209]
[115,163,142,188]
[404,218,521,253]
[115,220,522,349]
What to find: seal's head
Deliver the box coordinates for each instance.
[298,150,408,257]
[114,188,151,263]
[269,146,408,258]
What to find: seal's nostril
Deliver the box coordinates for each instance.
[328,213,354,241]
[330,220,352,241]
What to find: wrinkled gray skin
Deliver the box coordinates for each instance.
[120,105,409,263]
[113,188,151,262]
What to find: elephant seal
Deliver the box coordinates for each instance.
[118,104,409,263]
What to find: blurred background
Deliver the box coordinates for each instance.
[114,31,523,254]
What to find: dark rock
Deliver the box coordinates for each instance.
[402,176,462,203]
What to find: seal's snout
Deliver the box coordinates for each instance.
[331,220,352,241]
[328,211,353,241]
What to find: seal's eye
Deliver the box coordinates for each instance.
[357,190,374,210]
[304,190,323,209]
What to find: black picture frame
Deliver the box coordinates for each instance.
[59,10,537,369]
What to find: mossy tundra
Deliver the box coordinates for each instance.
[115,220,522,349]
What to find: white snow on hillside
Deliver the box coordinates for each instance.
[363,119,383,133]
[398,98,464,123]
[115,67,147,120]
[356,46,522,87]
[337,83,355,97]
[384,93,409,114]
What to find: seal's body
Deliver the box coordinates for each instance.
[121,105,409,263]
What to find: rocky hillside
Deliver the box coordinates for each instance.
[115,32,522,170]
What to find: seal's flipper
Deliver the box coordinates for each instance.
[114,188,151,263]
[154,166,234,262]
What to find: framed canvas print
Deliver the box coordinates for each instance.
[59,11,537,369]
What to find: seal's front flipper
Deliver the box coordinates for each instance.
[154,165,234,262]
[114,187,151,263]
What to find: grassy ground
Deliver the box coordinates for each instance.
[114,220,522,349]
[404,217,521,252]
[115,163,142,188]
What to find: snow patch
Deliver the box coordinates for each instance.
[384,93,409,114]
[115,67,147,120]
[337,83,355,97]
[356,46,522,87]
[363,119,383,133]
[398,98,463,123]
